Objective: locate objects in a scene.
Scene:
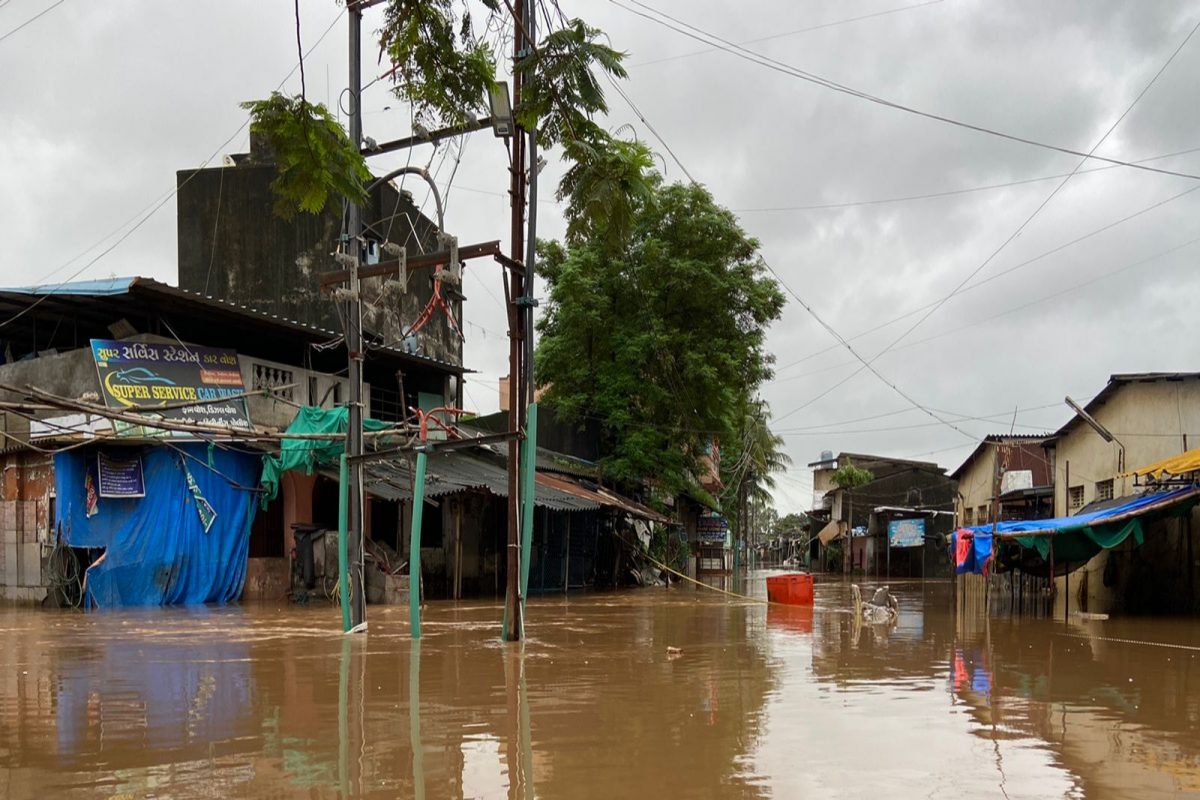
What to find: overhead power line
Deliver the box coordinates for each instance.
[772,180,1200,375]
[771,15,1200,421]
[0,0,64,45]
[610,0,1200,182]
[632,0,944,68]
[772,232,1200,385]
[0,8,344,331]
[732,145,1200,213]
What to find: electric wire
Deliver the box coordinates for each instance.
[0,8,344,331]
[0,0,64,45]
[772,180,1200,376]
[631,0,944,68]
[771,15,1200,422]
[610,0,1200,182]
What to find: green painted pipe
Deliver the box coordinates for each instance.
[519,403,538,612]
[409,640,425,800]
[409,450,427,638]
[338,453,351,633]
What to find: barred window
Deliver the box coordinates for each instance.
[1096,479,1114,502]
[1069,485,1084,509]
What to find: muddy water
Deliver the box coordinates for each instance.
[2,576,1199,799]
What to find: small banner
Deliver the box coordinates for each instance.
[96,452,146,498]
[888,518,926,548]
[182,462,217,533]
[84,469,99,517]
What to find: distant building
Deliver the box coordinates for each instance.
[1043,372,1200,615]
[176,133,463,369]
[807,451,956,577]
[950,434,1054,527]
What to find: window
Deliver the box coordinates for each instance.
[1095,479,1114,502]
[1069,486,1084,509]
[962,507,973,526]
[977,506,988,524]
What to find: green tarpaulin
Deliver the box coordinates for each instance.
[1013,501,1194,563]
[259,407,393,505]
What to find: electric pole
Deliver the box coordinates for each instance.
[344,0,367,631]
[502,0,528,642]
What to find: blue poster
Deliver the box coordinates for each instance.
[888,518,925,548]
[97,452,146,498]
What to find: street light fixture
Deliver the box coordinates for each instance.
[488,82,514,137]
[1065,396,1125,472]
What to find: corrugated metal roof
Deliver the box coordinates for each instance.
[0,276,467,373]
[342,450,600,512]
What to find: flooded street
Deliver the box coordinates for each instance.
[3,576,1200,799]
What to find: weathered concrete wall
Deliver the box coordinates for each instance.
[1051,377,1200,615]
[1053,378,1200,514]
[0,452,54,603]
[177,164,462,367]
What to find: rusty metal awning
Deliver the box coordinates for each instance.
[326,449,599,512]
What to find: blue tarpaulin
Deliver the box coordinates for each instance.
[55,444,261,607]
[952,529,993,575]
[959,487,1200,564]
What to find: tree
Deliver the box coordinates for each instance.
[831,458,873,574]
[773,512,808,539]
[244,1,655,234]
[536,179,785,495]
[720,397,791,548]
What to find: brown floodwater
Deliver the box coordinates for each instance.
[2,575,1200,799]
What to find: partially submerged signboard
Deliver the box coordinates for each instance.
[887,517,926,548]
[90,339,252,437]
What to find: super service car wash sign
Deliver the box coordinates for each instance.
[91,339,253,436]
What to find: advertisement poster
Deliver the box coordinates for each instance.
[90,340,252,436]
[888,518,926,548]
[96,452,146,498]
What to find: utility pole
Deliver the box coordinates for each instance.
[343,0,367,631]
[503,0,528,642]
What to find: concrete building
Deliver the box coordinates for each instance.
[1040,373,1200,615]
[950,434,1054,527]
[177,134,463,369]
[0,278,462,603]
[808,451,957,577]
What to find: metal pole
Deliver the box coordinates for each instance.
[344,0,366,631]
[520,403,538,609]
[338,453,351,632]
[503,0,527,643]
[409,450,427,638]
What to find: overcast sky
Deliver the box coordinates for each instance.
[2,0,1198,514]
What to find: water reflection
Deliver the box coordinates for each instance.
[1,579,1198,798]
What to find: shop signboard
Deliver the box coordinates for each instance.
[90,339,252,436]
[697,514,730,545]
[888,517,925,548]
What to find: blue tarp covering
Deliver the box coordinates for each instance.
[959,487,1199,537]
[55,444,261,607]
[952,530,992,575]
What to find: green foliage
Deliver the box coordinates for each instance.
[558,127,656,248]
[535,180,785,494]
[831,458,874,490]
[720,398,791,510]
[379,0,499,127]
[515,19,627,148]
[240,92,369,219]
[774,512,808,537]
